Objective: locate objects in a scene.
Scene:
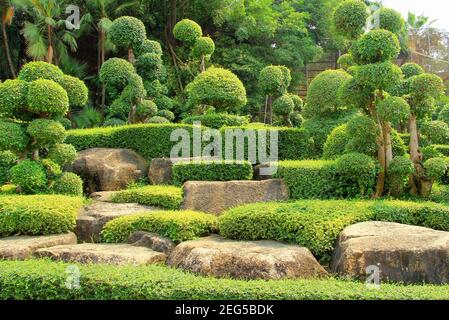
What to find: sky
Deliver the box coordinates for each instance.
[381,0,449,31]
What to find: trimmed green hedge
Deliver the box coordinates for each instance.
[172,160,253,186]
[101,210,218,243]
[1,260,449,300]
[0,195,84,235]
[111,185,183,210]
[219,200,449,260]
[432,145,449,157]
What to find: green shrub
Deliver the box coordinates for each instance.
[378,8,404,35]
[173,19,202,44]
[47,144,77,167]
[259,65,291,97]
[352,61,402,92]
[424,157,448,181]
[9,160,47,194]
[323,124,348,160]
[0,121,28,153]
[337,54,354,70]
[421,121,449,144]
[146,116,170,124]
[432,145,449,157]
[55,116,72,130]
[0,195,83,235]
[0,184,17,195]
[100,58,135,90]
[172,160,253,186]
[111,185,183,210]
[40,159,62,181]
[350,30,401,64]
[27,119,66,148]
[192,36,215,58]
[27,79,69,116]
[17,61,64,83]
[376,96,410,125]
[101,210,218,243]
[57,75,88,108]
[135,53,163,81]
[0,151,17,185]
[109,16,147,49]
[121,73,146,104]
[157,110,175,122]
[401,62,424,79]
[52,172,83,196]
[0,79,28,117]
[333,0,368,39]
[387,156,414,196]
[182,113,249,129]
[134,39,163,57]
[136,100,158,119]
[272,95,294,116]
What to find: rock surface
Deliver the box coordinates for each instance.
[76,202,156,242]
[167,235,327,280]
[253,163,275,180]
[90,191,117,202]
[0,233,77,260]
[331,222,449,284]
[66,148,148,193]
[181,179,289,215]
[35,243,167,265]
[128,231,175,254]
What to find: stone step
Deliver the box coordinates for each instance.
[0,233,77,260]
[34,243,167,266]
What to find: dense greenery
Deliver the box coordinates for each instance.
[111,185,183,210]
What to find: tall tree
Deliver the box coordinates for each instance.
[1,0,16,77]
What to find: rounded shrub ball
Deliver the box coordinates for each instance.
[18,61,64,82]
[290,112,304,128]
[352,61,402,92]
[173,19,202,44]
[135,39,163,57]
[438,104,449,124]
[57,75,88,107]
[27,119,66,148]
[289,94,303,112]
[376,96,410,125]
[350,29,400,64]
[109,16,147,49]
[338,77,372,109]
[157,109,175,122]
[0,121,28,153]
[345,114,379,156]
[409,73,444,101]
[378,8,405,35]
[136,100,158,118]
[401,63,424,79]
[337,54,354,70]
[303,69,351,118]
[55,116,72,130]
[424,157,448,181]
[10,160,47,194]
[121,74,146,104]
[154,95,175,111]
[333,0,368,39]
[259,65,291,96]
[103,118,127,127]
[388,156,415,177]
[47,144,77,167]
[0,79,28,117]
[0,151,17,185]
[192,36,215,58]
[421,121,449,144]
[323,124,349,160]
[273,95,294,116]
[52,172,83,196]
[27,79,69,116]
[108,98,131,120]
[41,159,62,180]
[135,53,163,81]
[186,67,247,112]
[146,116,170,124]
[100,58,135,89]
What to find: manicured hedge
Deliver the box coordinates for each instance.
[1,260,449,300]
[432,145,449,157]
[0,195,84,236]
[172,160,253,186]
[101,210,218,243]
[182,113,250,129]
[111,185,183,210]
[219,200,449,260]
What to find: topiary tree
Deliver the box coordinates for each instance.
[333,0,368,40]
[378,8,405,35]
[421,121,449,144]
[109,16,147,63]
[173,19,202,44]
[272,94,294,127]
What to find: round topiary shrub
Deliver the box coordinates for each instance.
[0,79,28,117]
[40,159,62,180]
[273,94,294,116]
[103,118,127,127]
[0,121,28,153]
[136,100,158,119]
[337,54,355,70]
[134,39,163,57]
[352,61,402,92]
[108,98,131,120]
[18,61,64,82]
[100,58,136,89]
[52,172,83,196]
[109,16,147,50]
[55,116,72,130]
[27,119,66,148]
[27,79,69,116]
[289,94,303,112]
[350,29,401,64]
[121,73,146,104]
[401,63,424,79]
[345,114,379,156]
[57,75,88,108]
[47,144,77,167]
[409,73,444,102]
[333,0,368,39]
[378,8,404,35]
[422,145,443,161]
[135,53,163,81]
[192,36,215,58]
[303,69,351,118]
[387,156,414,196]
[421,121,449,144]
[9,160,47,194]
[186,67,247,112]
[376,96,410,125]
[424,157,448,181]
[146,116,170,124]
[173,19,202,44]
[157,109,175,122]
[323,124,349,160]
[290,112,304,128]
[259,65,291,97]
[0,151,17,185]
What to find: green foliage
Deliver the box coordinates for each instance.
[323,124,349,160]
[0,80,28,118]
[111,185,183,210]
[387,156,414,195]
[345,115,379,156]
[289,94,303,112]
[47,144,77,167]
[401,63,424,79]
[259,65,291,96]
[272,94,294,116]
[422,146,444,161]
[424,157,448,181]
[192,36,215,58]
[338,76,373,109]
[56,75,88,108]
[9,160,47,194]
[99,58,136,91]
[186,67,247,112]
[103,118,127,127]
[333,0,368,39]
[421,121,449,144]
[121,73,146,104]
[351,61,402,92]
[182,113,250,129]
[173,19,203,44]
[408,74,444,116]
[137,100,158,119]
[40,159,62,181]
[51,172,83,196]
[107,98,131,120]
[157,110,175,122]
[146,116,170,124]
[73,106,103,129]
[350,30,401,64]
[101,210,218,243]
[134,39,163,57]
[439,104,449,125]
[376,96,410,125]
[337,54,354,70]
[0,121,28,153]
[172,160,253,186]
[0,195,83,235]
[135,53,163,81]
[55,117,72,130]
[0,151,17,185]
[27,119,66,148]
[27,80,69,116]
[17,61,64,83]
[109,16,147,50]
[378,8,405,35]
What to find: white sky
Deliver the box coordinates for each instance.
[382,0,449,31]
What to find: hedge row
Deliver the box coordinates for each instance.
[101,210,218,243]
[219,199,449,260]
[65,123,318,162]
[111,185,183,210]
[0,195,84,236]
[172,160,253,186]
[432,145,449,157]
[1,260,448,300]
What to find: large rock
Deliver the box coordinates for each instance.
[35,243,167,266]
[76,202,157,242]
[167,235,327,280]
[66,148,148,193]
[0,233,77,260]
[128,231,175,254]
[181,179,289,215]
[331,222,449,284]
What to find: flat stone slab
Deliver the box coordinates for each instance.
[35,243,167,266]
[90,191,117,202]
[181,179,289,215]
[167,235,328,280]
[76,202,157,242]
[331,222,449,284]
[0,233,77,260]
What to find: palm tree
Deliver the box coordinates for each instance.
[407,12,437,37]
[1,0,16,78]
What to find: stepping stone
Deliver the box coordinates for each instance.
[181,179,289,215]
[35,243,167,266]
[90,191,117,202]
[167,235,328,280]
[76,202,158,242]
[0,232,77,260]
[128,231,175,254]
[331,222,449,284]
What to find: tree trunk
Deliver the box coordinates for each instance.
[383,122,393,166]
[409,114,423,195]
[128,48,135,64]
[99,29,106,109]
[1,19,15,78]
[264,95,268,124]
[200,55,205,72]
[128,105,137,124]
[47,25,54,63]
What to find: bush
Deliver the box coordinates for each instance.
[135,53,163,81]
[111,185,183,210]
[109,16,147,49]
[173,19,202,44]
[333,0,368,39]
[27,79,69,116]
[57,75,88,108]
[432,145,449,157]
[146,116,170,124]
[401,62,424,79]
[192,36,215,58]
[378,8,404,35]
[323,124,348,159]
[136,100,158,119]
[182,113,249,129]
[100,58,135,90]
[40,159,62,181]
[424,157,448,181]
[27,119,66,148]
[259,65,291,97]
[387,156,415,196]
[337,54,354,70]
[101,210,218,243]
[376,96,410,125]
[47,144,77,167]
[0,121,28,153]
[272,95,294,116]
[9,160,47,194]
[421,121,449,144]
[17,61,64,82]
[0,151,17,185]
[350,30,401,64]
[0,195,83,235]
[352,61,402,92]
[134,39,163,57]
[172,160,253,186]
[157,110,175,122]
[52,172,83,196]
[0,79,28,117]
[103,118,127,127]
